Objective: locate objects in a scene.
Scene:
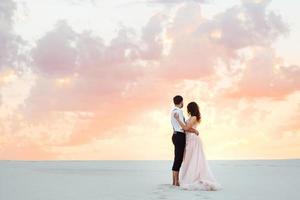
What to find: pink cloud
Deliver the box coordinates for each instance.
[0,0,25,70]
[23,0,297,146]
[224,47,300,99]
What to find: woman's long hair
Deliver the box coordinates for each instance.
[187,102,201,122]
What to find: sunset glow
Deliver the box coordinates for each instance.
[0,0,299,160]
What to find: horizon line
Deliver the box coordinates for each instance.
[1,158,299,162]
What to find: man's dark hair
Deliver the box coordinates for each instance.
[173,95,183,105]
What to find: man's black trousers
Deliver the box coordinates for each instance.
[171,131,186,171]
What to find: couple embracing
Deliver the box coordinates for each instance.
[170,95,221,191]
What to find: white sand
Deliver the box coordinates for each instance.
[0,160,299,200]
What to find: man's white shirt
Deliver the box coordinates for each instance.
[170,106,185,133]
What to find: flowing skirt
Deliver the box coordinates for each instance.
[179,133,222,191]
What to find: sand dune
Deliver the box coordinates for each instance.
[0,160,299,200]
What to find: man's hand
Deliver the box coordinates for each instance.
[187,127,199,136]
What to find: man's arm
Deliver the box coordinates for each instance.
[187,127,199,135]
[174,114,199,135]
[179,111,198,135]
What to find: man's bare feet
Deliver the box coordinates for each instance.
[172,171,176,186]
[173,171,180,186]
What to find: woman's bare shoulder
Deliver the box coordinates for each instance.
[189,116,197,123]
[190,116,197,120]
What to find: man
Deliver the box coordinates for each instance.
[170,95,199,186]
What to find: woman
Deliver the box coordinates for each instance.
[174,102,221,191]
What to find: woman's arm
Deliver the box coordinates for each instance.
[174,113,197,131]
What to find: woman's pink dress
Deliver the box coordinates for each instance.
[179,118,222,191]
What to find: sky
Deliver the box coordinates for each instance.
[0,0,299,160]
